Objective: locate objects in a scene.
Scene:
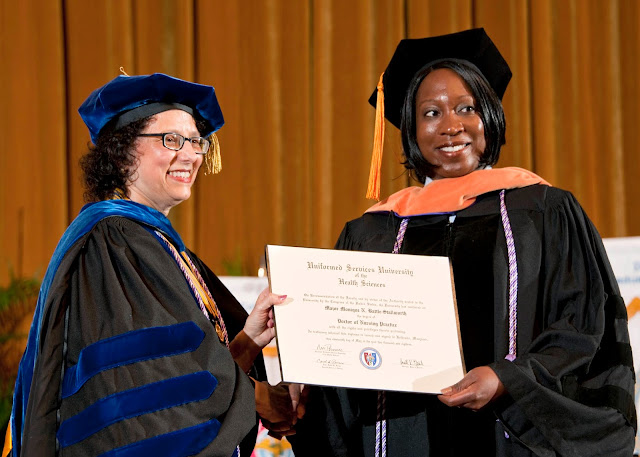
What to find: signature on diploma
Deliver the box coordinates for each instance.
[316,358,344,368]
[315,344,345,354]
[399,358,424,367]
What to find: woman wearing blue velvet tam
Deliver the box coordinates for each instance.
[7,73,292,457]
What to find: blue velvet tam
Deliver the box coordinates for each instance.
[78,73,224,143]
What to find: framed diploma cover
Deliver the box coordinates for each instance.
[266,245,465,394]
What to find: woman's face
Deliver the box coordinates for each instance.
[415,68,486,180]
[127,109,203,215]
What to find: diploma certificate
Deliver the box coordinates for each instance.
[266,245,465,394]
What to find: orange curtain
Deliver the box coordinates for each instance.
[1,0,639,284]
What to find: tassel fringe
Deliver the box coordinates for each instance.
[366,73,386,200]
[204,133,222,175]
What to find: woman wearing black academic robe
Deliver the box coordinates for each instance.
[15,210,261,457]
[289,28,635,456]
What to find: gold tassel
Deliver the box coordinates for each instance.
[119,66,130,76]
[204,133,222,175]
[366,73,385,200]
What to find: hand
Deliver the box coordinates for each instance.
[255,381,298,438]
[289,383,309,420]
[264,384,309,440]
[437,366,505,411]
[229,289,286,371]
[243,288,287,349]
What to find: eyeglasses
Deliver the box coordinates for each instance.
[138,132,210,155]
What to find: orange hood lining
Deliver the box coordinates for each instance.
[365,167,551,217]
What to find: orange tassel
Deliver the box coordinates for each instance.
[366,73,385,200]
[3,423,12,457]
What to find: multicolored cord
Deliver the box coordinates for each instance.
[154,230,230,346]
[375,217,409,457]
[375,191,519,450]
[499,190,518,361]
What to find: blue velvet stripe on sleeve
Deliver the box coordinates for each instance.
[96,417,222,457]
[62,322,204,399]
[57,371,218,448]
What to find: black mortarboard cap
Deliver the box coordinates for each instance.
[368,28,511,130]
[79,73,224,144]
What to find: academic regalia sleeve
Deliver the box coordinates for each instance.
[20,217,256,457]
[490,189,636,456]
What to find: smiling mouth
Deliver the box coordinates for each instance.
[168,171,191,179]
[438,144,469,153]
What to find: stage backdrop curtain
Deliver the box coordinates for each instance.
[1,0,639,284]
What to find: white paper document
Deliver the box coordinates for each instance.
[266,245,465,394]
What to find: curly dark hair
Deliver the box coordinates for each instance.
[80,113,209,202]
[80,117,150,202]
[400,59,506,183]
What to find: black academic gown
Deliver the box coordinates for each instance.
[290,185,636,457]
[18,216,260,457]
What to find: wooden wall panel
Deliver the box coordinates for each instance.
[193,0,244,273]
[407,0,472,38]
[317,0,382,246]
[235,0,294,261]
[2,0,640,285]
[0,0,66,282]
[574,1,604,228]
[585,0,624,235]
[311,0,335,250]
[133,0,195,78]
[619,0,640,236]
[64,0,135,219]
[270,1,313,249]
[374,0,410,194]
[475,0,532,170]
[529,0,557,183]
[132,0,197,245]
[194,0,315,275]
[527,0,633,237]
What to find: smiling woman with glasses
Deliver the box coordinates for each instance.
[7,73,296,457]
